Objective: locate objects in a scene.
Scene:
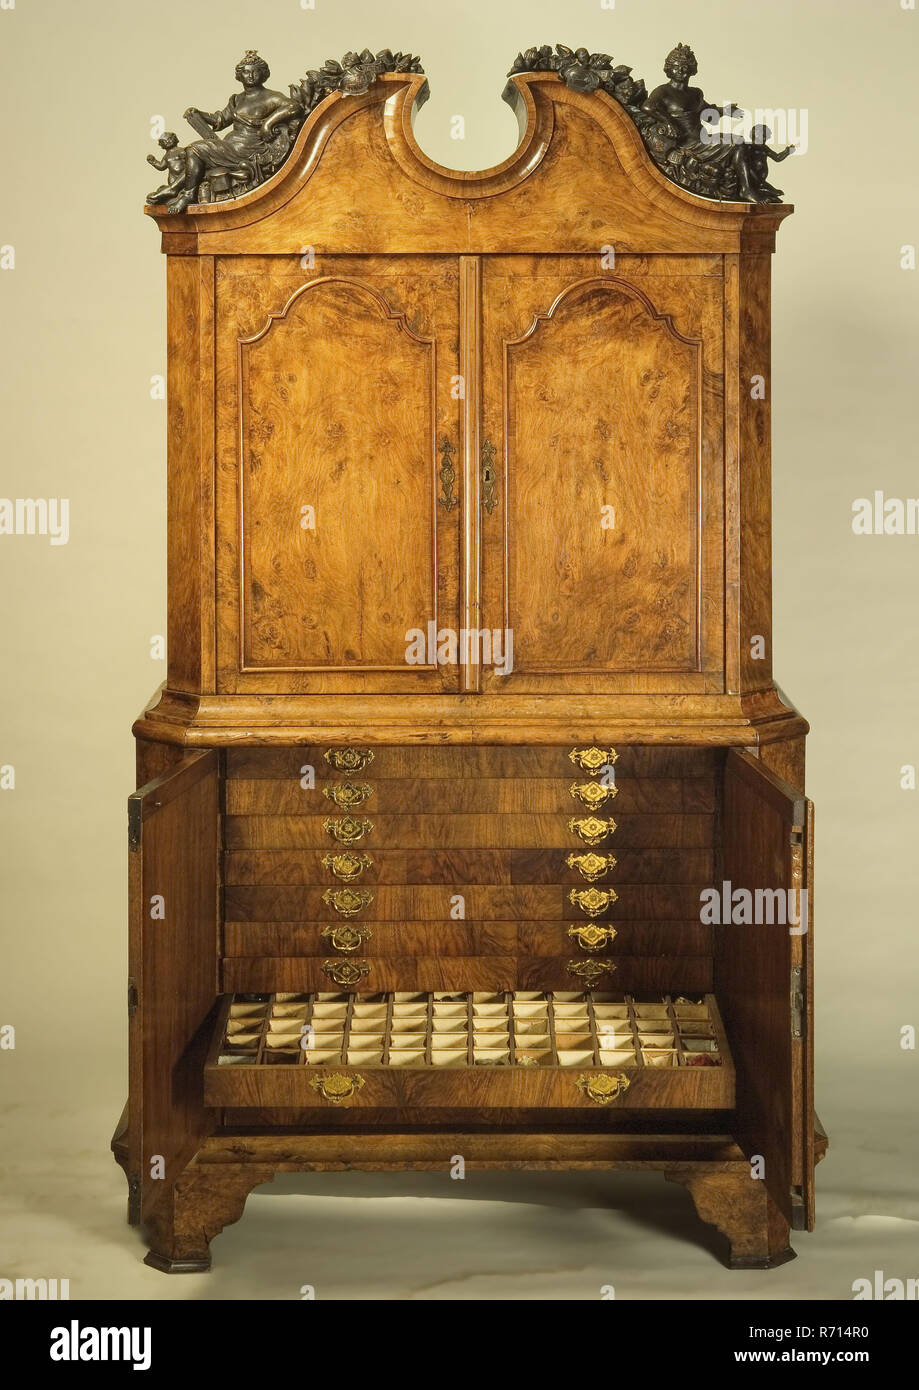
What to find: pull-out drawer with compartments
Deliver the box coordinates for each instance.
[204,990,734,1111]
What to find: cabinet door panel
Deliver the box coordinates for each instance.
[718,751,814,1229]
[215,257,462,693]
[128,752,219,1225]
[481,256,723,693]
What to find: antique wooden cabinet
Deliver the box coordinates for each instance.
[113,47,825,1272]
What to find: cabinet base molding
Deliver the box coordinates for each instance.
[120,1125,809,1274]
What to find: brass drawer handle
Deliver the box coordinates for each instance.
[575,1072,630,1105]
[567,923,617,952]
[323,816,373,845]
[567,816,616,845]
[569,886,618,917]
[322,887,374,917]
[321,923,373,954]
[310,1072,366,1106]
[321,958,371,987]
[566,851,617,881]
[324,748,374,773]
[566,958,617,983]
[437,435,459,511]
[569,780,618,808]
[568,746,617,775]
[322,851,374,881]
[323,781,373,810]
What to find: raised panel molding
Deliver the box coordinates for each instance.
[236,275,438,674]
[501,276,703,675]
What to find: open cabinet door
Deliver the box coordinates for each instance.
[127,751,219,1226]
[718,750,815,1231]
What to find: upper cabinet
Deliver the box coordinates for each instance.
[148,61,793,723]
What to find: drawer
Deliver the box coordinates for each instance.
[224,884,707,922]
[224,847,715,886]
[225,813,714,850]
[224,920,709,958]
[226,746,720,781]
[226,777,715,815]
[205,990,734,1110]
[225,922,515,957]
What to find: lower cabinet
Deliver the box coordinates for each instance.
[123,741,816,1269]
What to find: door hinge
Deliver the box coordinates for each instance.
[128,978,139,1017]
[128,797,142,851]
[128,1173,141,1225]
[790,965,804,1039]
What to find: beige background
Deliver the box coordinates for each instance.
[1,0,917,1300]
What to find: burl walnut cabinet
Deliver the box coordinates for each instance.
[113,49,825,1274]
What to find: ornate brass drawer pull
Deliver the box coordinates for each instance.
[567,923,617,952]
[566,958,617,983]
[481,439,498,514]
[323,781,373,810]
[310,1072,365,1106]
[437,435,459,511]
[567,816,616,845]
[568,746,618,775]
[322,887,374,917]
[575,1072,630,1105]
[566,851,617,881]
[569,886,618,917]
[323,815,373,845]
[324,748,374,773]
[569,780,618,808]
[321,923,373,954]
[321,958,372,987]
[322,851,373,881]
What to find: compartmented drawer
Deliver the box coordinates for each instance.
[205,990,734,1110]
[226,777,715,815]
[224,920,709,958]
[226,812,712,850]
[225,847,714,885]
[226,746,719,781]
[224,883,705,921]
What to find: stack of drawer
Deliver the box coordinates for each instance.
[221,744,716,997]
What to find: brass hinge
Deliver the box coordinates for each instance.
[128,978,139,1017]
[128,1173,141,1225]
[128,798,142,851]
[790,965,804,1039]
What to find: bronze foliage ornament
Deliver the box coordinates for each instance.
[146,48,424,213]
[506,42,794,203]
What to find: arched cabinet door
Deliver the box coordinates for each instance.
[478,257,724,694]
[215,258,464,694]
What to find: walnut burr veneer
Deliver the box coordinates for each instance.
[112,61,825,1274]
